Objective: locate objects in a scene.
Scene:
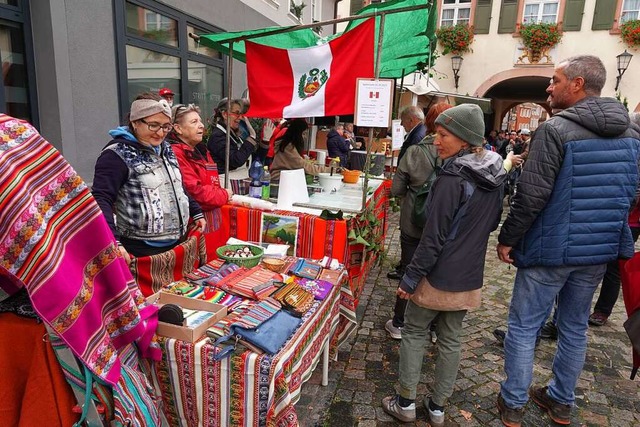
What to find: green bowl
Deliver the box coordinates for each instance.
[216,244,264,268]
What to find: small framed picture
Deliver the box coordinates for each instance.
[260,213,299,256]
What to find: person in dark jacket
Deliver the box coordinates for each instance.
[385,103,452,341]
[326,123,350,167]
[382,104,506,426]
[206,98,267,194]
[398,105,426,162]
[92,93,205,263]
[496,55,640,427]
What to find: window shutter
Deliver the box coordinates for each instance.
[562,0,585,31]
[474,0,494,34]
[498,0,519,34]
[592,0,617,30]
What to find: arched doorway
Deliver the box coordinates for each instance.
[475,68,554,131]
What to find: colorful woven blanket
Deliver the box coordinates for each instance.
[0,114,161,386]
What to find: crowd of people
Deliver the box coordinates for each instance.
[2,53,640,426]
[381,55,640,427]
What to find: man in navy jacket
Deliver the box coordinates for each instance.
[496,55,640,427]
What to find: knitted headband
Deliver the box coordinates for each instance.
[130,99,171,122]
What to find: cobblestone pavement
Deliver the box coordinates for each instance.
[295,208,640,426]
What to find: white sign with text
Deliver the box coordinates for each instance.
[354,79,393,128]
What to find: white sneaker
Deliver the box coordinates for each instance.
[382,395,416,423]
[423,398,445,427]
[385,319,402,339]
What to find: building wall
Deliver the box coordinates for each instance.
[432,0,639,112]
[28,0,336,183]
[31,0,121,182]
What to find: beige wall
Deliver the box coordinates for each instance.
[431,0,639,111]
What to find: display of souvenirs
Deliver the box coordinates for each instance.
[214,265,281,300]
[271,280,315,316]
[289,258,322,280]
[318,268,343,283]
[296,278,334,300]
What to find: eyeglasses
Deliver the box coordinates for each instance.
[140,118,173,133]
[227,111,244,118]
[173,104,200,123]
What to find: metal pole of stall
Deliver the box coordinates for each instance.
[224,41,234,190]
[361,12,385,211]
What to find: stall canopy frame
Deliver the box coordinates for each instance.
[194,0,437,209]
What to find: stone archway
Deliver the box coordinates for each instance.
[475,68,554,130]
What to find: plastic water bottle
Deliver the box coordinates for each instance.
[261,166,271,200]
[249,160,263,198]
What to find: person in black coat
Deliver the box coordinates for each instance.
[326,123,350,167]
[398,106,426,162]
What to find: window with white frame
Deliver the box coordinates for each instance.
[621,0,640,22]
[522,0,559,24]
[440,0,472,27]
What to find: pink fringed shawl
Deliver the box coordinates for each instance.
[0,114,161,386]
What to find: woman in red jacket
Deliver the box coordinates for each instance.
[168,103,232,258]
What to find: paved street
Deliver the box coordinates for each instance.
[296,208,640,426]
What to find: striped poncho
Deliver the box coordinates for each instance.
[0,114,161,386]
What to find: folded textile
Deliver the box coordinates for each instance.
[0,114,160,386]
[297,278,334,300]
[212,298,301,357]
[289,258,322,280]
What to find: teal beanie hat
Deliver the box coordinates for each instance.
[434,104,485,146]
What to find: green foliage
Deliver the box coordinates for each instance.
[275,228,296,245]
[518,22,562,51]
[620,20,640,48]
[616,92,629,111]
[290,1,306,19]
[435,24,474,55]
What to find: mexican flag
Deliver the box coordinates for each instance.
[245,18,375,118]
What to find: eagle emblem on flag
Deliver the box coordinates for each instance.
[298,68,328,99]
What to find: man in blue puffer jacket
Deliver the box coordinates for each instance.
[495,55,640,427]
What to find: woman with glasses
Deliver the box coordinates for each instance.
[168,103,231,258]
[92,93,206,264]
[206,98,267,194]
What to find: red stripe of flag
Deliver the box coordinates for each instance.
[245,43,294,118]
[325,18,375,116]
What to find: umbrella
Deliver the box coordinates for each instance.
[619,253,640,379]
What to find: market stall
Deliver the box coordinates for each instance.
[154,263,352,427]
[218,179,391,312]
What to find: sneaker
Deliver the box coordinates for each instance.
[493,328,506,345]
[588,311,609,326]
[385,319,402,340]
[382,395,416,423]
[539,321,558,340]
[387,269,403,280]
[423,398,444,427]
[529,385,571,425]
[496,393,523,427]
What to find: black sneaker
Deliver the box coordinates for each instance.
[496,394,523,427]
[539,322,558,340]
[493,328,506,345]
[529,385,571,425]
[386,269,403,280]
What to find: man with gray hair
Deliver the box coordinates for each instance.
[496,55,640,426]
[398,105,426,162]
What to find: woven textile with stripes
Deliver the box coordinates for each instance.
[0,114,161,386]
